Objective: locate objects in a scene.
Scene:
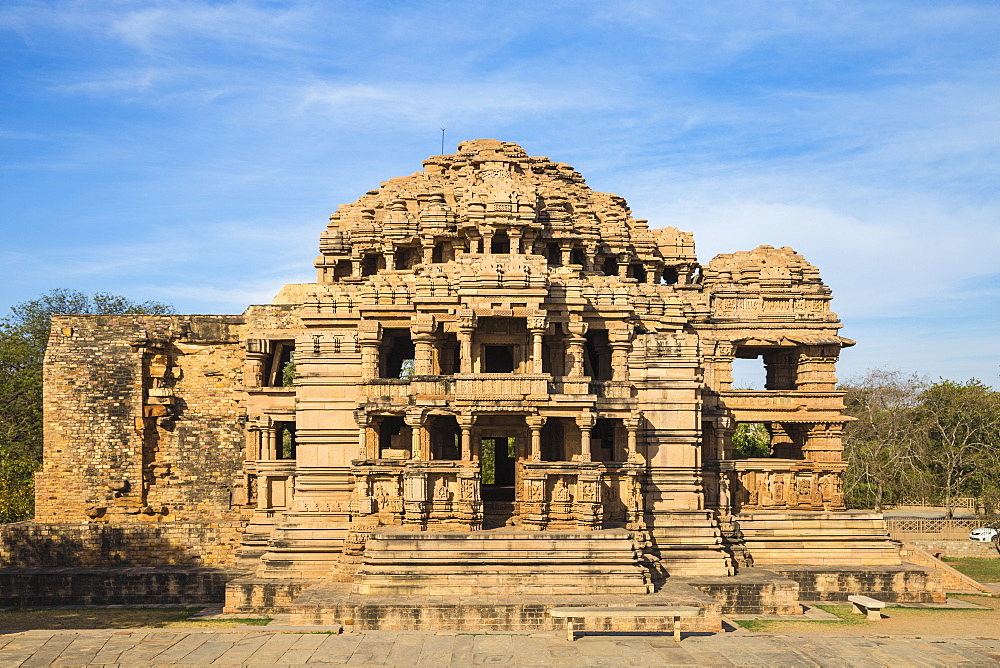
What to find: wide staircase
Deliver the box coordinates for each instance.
[353,528,653,595]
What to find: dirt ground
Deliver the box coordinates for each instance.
[739,596,1000,636]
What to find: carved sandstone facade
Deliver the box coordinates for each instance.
[36,140,907,609]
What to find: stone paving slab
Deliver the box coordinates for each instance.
[0,628,999,666]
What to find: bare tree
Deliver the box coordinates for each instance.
[841,369,928,511]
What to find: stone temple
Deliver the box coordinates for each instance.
[19,139,944,630]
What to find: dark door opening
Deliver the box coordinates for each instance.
[484,345,515,373]
[480,436,515,502]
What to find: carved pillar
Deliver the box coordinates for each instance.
[526,414,546,462]
[262,425,277,461]
[576,410,596,462]
[617,254,630,278]
[421,240,434,265]
[458,313,476,374]
[565,319,588,377]
[802,422,844,463]
[509,228,523,254]
[354,410,373,459]
[247,425,262,461]
[583,241,598,272]
[357,321,382,380]
[458,413,476,461]
[560,241,573,266]
[411,314,436,375]
[257,476,271,510]
[245,340,269,387]
[405,410,426,461]
[528,314,547,375]
[624,413,642,463]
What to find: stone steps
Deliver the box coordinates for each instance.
[354,528,653,595]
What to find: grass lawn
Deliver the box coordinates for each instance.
[0,607,271,630]
[942,557,1000,582]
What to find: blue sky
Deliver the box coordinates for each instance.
[2,1,998,385]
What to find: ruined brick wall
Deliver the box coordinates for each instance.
[35,314,247,525]
[0,521,246,568]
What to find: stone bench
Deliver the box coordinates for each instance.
[847,595,886,621]
[549,606,700,642]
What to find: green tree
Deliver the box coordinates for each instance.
[732,423,770,458]
[919,379,1000,519]
[0,289,174,522]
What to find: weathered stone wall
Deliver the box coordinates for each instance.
[0,567,239,606]
[36,314,246,524]
[0,521,247,568]
[909,539,1000,558]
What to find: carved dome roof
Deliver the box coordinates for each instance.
[317,140,695,273]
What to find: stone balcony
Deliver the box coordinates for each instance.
[453,373,550,401]
[716,390,846,423]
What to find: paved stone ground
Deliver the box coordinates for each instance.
[0,628,999,666]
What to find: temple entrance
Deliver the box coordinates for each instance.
[481,436,516,528]
[480,436,516,501]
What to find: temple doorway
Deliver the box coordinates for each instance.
[480,436,516,501]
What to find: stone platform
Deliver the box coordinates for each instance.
[286,581,723,632]
[353,528,653,596]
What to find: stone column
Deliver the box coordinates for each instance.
[618,254,630,278]
[405,410,426,461]
[624,413,642,463]
[411,314,436,376]
[576,410,596,462]
[357,321,382,380]
[245,340,268,387]
[354,410,373,460]
[509,228,523,254]
[422,241,434,265]
[583,242,598,272]
[458,314,475,374]
[566,320,588,377]
[458,413,476,461]
[528,315,547,375]
[247,426,262,461]
[257,476,271,510]
[263,426,277,461]
[560,241,573,266]
[526,415,546,462]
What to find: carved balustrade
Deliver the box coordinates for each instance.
[729,458,846,512]
[589,381,635,399]
[518,462,645,531]
[350,460,481,531]
[452,373,550,400]
[716,390,847,423]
